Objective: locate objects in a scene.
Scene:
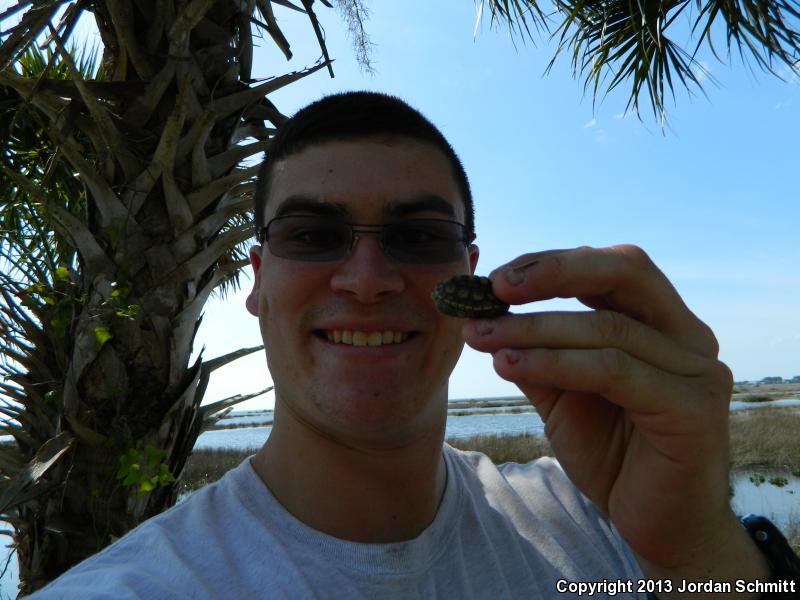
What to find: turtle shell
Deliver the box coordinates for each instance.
[432,275,509,318]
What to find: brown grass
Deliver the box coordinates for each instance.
[729,408,800,471]
[446,433,553,464]
[177,448,253,495]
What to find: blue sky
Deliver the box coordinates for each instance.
[151,2,798,408]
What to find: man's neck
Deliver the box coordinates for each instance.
[250,406,447,543]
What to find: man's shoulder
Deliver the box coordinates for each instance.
[441,442,644,588]
[448,444,615,529]
[443,443,567,489]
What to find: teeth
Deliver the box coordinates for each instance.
[326,329,408,346]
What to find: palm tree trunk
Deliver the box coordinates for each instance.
[0,1,331,593]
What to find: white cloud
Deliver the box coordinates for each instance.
[583,117,597,128]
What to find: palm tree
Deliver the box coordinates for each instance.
[0,1,336,593]
[478,0,800,123]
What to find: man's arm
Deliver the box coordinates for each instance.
[635,511,771,599]
[462,244,777,598]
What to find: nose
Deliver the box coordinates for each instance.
[329,233,405,303]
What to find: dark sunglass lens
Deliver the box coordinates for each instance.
[384,220,467,263]
[267,217,351,261]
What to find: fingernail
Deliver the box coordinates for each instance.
[474,320,494,336]
[504,349,521,365]
[505,260,539,286]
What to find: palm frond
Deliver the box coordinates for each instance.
[692,0,800,75]
[480,0,551,39]
[481,0,800,123]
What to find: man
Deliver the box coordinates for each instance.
[31,91,791,598]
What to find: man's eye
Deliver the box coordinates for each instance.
[290,227,343,246]
[388,227,440,244]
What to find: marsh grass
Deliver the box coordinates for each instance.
[447,407,532,417]
[207,421,272,431]
[740,395,774,403]
[177,448,253,495]
[446,433,553,463]
[729,408,800,471]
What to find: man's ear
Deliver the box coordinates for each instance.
[468,244,479,275]
[245,246,263,316]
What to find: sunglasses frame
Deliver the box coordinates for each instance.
[256,215,476,264]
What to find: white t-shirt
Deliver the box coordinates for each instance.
[29,444,646,599]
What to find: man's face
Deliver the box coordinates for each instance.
[246,138,478,448]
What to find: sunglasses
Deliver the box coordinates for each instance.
[257,215,474,264]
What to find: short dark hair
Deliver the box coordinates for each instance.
[254,91,474,238]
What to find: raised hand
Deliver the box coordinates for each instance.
[462,245,766,583]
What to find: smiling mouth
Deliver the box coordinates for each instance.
[318,329,412,347]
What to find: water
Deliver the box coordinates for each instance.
[729,398,800,410]
[730,470,800,532]
[0,548,17,600]
[195,411,549,451]
[446,412,546,438]
[194,426,271,450]
[216,413,273,427]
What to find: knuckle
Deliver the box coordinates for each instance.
[698,320,720,357]
[549,254,567,280]
[613,244,653,270]
[593,310,630,345]
[709,360,734,394]
[599,347,629,382]
[695,361,735,415]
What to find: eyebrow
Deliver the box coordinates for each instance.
[272,194,458,221]
[383,195,457,220]
[273,196,348,218]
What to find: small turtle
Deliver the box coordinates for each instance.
[432,275,509,318]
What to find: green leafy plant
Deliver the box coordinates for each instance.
[117,444,176,495]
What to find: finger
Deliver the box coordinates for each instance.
[491,347,732,420]
[489,245,718,357]
[464,310,710,377]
